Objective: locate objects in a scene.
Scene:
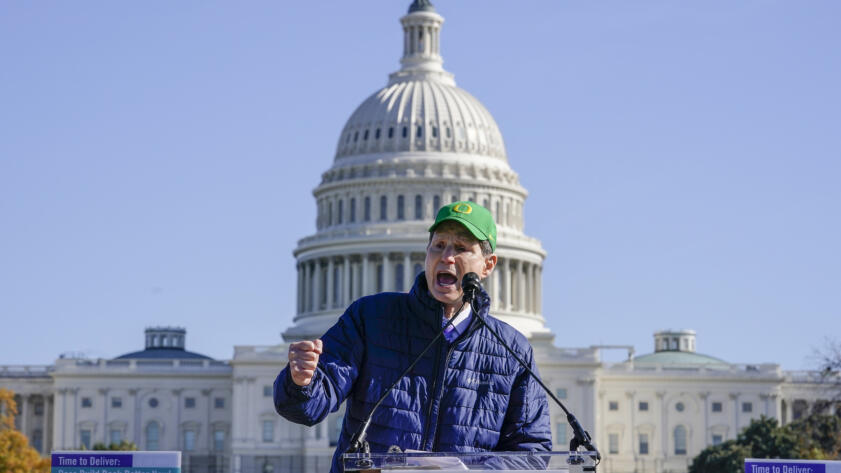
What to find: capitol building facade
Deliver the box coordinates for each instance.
[0,2,830,472]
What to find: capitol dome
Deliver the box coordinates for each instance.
[283,0,550,342]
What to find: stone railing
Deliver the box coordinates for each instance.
[0,365,54,378]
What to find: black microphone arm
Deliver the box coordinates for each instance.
[461,272,601,464]
[345,299,465,455]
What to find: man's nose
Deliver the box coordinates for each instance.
[441,246,457,261]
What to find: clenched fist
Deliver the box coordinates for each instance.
[288,339,323,386]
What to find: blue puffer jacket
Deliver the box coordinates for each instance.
[274,273,552,472]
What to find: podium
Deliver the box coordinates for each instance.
[343,451,598,472]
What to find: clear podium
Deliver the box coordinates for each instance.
[343,451,598,472]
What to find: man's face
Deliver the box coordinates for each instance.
[424,221,497,310]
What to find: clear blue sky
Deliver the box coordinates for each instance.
[1,1,839,369]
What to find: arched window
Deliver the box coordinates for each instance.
[380,195,387,221]
[415,195,423,219]
[402,126,408,138]
[350,198,356,223]
[395,264,404,292]
[397,195,405,220]
[363,129,369,141]
[674,425,687,455]
[364,197,371,222]
[388,127,394,139]
[416,126,423,138]
[375,128,381,139]
[146,422,160,450]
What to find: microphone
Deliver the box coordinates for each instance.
[460,272,601,464]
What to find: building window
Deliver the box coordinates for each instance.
[353,131,358,142]
[185,397,196,408]
[146,422,160,450]
[111,397,122,408]
[32,429,43,452]
[416,125,423,138]
[676,402,685,412]
[183,430,196,451]
[388,127,394,138]
[639,433,649,455]
[214,429,226,451]
[375,128,381,139]
[376,264,383,293]
[34,401,44,416]
[639,401,649,412]
[402,126,408,138]
[397,195,405,220]
[327,201,332,226]
[674,425,687,455]
[712,401,723,413]
[338,199,344,224]
[380,195,387,220]
[364,196,371,221]
[350,198,356,222]
[395,264,405,292]
[414,195,423,219]
[148,398,159,408]
[555,388,567,400]
[712,434,723,445]
[742,402,753,413]
[608,433,619,454]
[432,126,438,138]
[446,127,451,138]
[262,420,274,442]
[609,401,619,411]
[81,397,92,408]
[110,429,122,445]
[80,429,92,449]
[214,397,225,409]
[555,422,567,445]
[263,385,272,397]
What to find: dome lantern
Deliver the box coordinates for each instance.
[390,0,454,86]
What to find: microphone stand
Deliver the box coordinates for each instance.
[462,274,601,468]
[344,300,465,456]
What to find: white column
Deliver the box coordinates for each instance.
[302,262,311,313]
[326,258,335,309]
[657,391,667,457]
[627,391,636,458]
[537,265,543,313]
[312,260,321,311]
[352,261,360,300]
[517,260,525,313]
[296,263,303,313]
[20,395,28,437]
[701,392,710,445]
[172,389,182,450]
[131,389,140,446]
[100,388,109,444]
[362,254,371,295]
[383,253,392,292]
[342,256,351,305]
[530,264,538,314]
[504,259,512,312]
[403,253,412,291]
[731,393,740,436]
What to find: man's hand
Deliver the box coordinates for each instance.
[288,339,323,386]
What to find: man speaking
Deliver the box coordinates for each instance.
[274,201,551,472]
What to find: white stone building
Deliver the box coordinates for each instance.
[0,2,832,473]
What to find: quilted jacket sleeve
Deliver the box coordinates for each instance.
[496,343,553,451]
[273,301,366,426]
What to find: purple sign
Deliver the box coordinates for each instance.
[745,461,826,473]
[52,454,133,468]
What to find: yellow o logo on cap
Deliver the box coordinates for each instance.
[453,203,472,214]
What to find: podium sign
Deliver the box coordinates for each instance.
[51,452,181,473]
[745,459,841,473]
[343,451,598,472]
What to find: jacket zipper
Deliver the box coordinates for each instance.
[431,343,457,451]
[420,336,443,448]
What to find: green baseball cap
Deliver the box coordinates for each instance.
[428,201,497,252]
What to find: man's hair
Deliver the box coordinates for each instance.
[428,221,494,257]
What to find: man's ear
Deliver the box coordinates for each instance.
[481,254,498,279]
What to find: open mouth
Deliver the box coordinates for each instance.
[436,271,458,288]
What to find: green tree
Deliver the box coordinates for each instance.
[786,414,841,459]
[0,388,50,473]
[92,440,139,451]
[689,439,751,473]
[737,416,798,459]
